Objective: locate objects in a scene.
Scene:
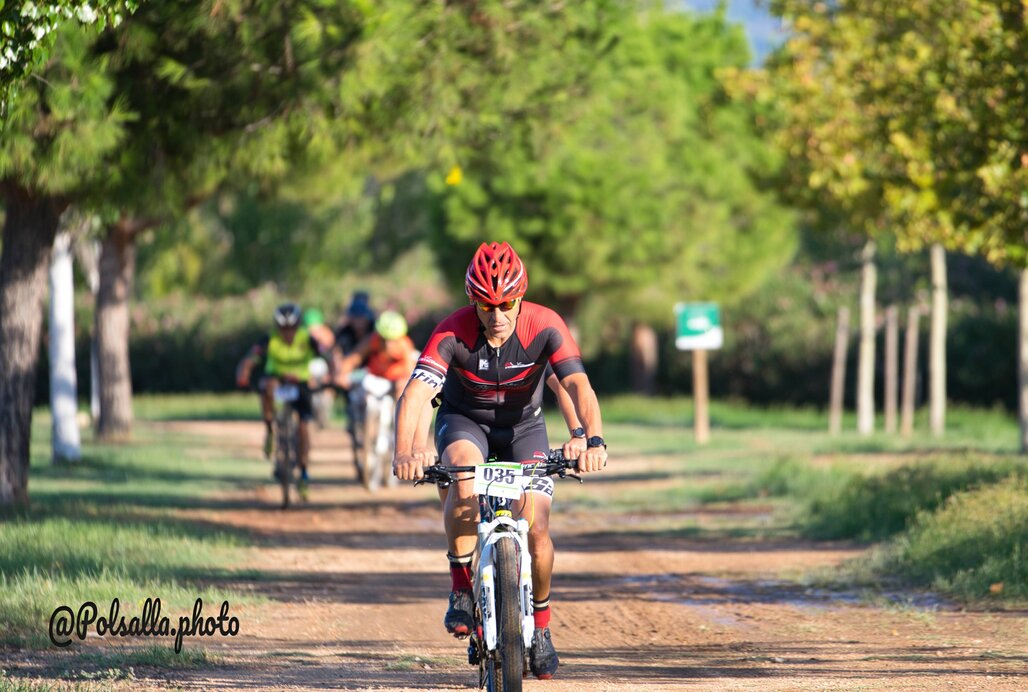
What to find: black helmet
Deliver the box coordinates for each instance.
[273,303,303,329]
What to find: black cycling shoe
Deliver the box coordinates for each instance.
[529,627,559,679]
[444,590,474,637]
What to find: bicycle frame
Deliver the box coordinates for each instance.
[419,452,580,689]
[271,382,304,509]
[475,494,535,652]
[350,371,396,491]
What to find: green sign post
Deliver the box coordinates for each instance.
[675,303,722,350]
[675,303,721,444]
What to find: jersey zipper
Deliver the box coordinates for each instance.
[494,346,502,405]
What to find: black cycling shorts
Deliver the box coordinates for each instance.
[435,404,550,465]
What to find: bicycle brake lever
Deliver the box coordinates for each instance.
[567,473,583,483]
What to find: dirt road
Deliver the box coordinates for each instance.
[27,421,1028,690]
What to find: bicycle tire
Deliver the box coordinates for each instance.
[362,399,382,492]
[348,413,366,487]
[380,397,398,488]
[275,409,295,509]
[490,537,524,692]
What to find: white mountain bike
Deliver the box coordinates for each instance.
[348,370,399,492]
[418,450,579,692]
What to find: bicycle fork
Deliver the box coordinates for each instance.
[474,515,535,653]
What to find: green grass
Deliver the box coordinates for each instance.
[749,454,1028,541]
[72,643,215,669]
[869,476,1028,600]
[2,409,263,649]
[133,392,260,421]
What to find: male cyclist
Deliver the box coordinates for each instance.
[393,242,607,680]
[236,303,328,500]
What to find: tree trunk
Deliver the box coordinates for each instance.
[857,241,877,436]
[74,237,102,423]
[0,185,65,507]
[901,307,921,438]
[929,243,947,436]
[884,305,899,434]
[49,230,81,463]
[95,223,137,440]
[828,306,850,435]
[1019,268,1028,453]
[629,322,658,395]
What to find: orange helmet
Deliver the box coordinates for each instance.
[464,242,528,303]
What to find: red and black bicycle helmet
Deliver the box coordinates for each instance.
[464,242,528,303]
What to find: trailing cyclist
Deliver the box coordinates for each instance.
[235,303,330,500]
[334,290,376,356]
[333,310,419,401]
[392,241,608,680]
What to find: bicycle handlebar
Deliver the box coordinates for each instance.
[415,449,581,487]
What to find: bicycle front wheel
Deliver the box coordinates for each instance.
[275,410,296,509]
[362,403,382,492]
[488,537,524,692]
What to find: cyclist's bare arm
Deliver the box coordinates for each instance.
[546,373,587,460]
[411,387,438,457]
[394,377,436,480]
[560,372,607,473]
[235,344,264,387]
[334,335,373,387]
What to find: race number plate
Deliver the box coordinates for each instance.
[274,383,300,403]
[473,462,526,500]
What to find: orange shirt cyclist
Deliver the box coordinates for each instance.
[333,310,418,400]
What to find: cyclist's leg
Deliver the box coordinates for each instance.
[436,409,488,557]
[509,419,556,615]
[260,376,276,459]
[436,407,488,636]
[295,388,315,474]
[260,376,277,423]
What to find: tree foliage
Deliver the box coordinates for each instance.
[760,0,1027,266]
[0,21,128,197]
[431,7,796,333]
[0,0,138,114]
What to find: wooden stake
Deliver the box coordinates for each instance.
[829,306,850,435]
[901,307,920,438]
[884,305,899,434]
[693,349,710,445]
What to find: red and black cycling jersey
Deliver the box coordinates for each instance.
[412,302,585,427]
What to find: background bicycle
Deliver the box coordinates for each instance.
[347,369,399,493]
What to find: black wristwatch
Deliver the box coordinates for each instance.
[587,436,606,449]
[570,427,586,439]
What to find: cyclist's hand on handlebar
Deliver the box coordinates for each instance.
[577,445,607,474]
[562,436,587,462]
[394,451,429,481]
